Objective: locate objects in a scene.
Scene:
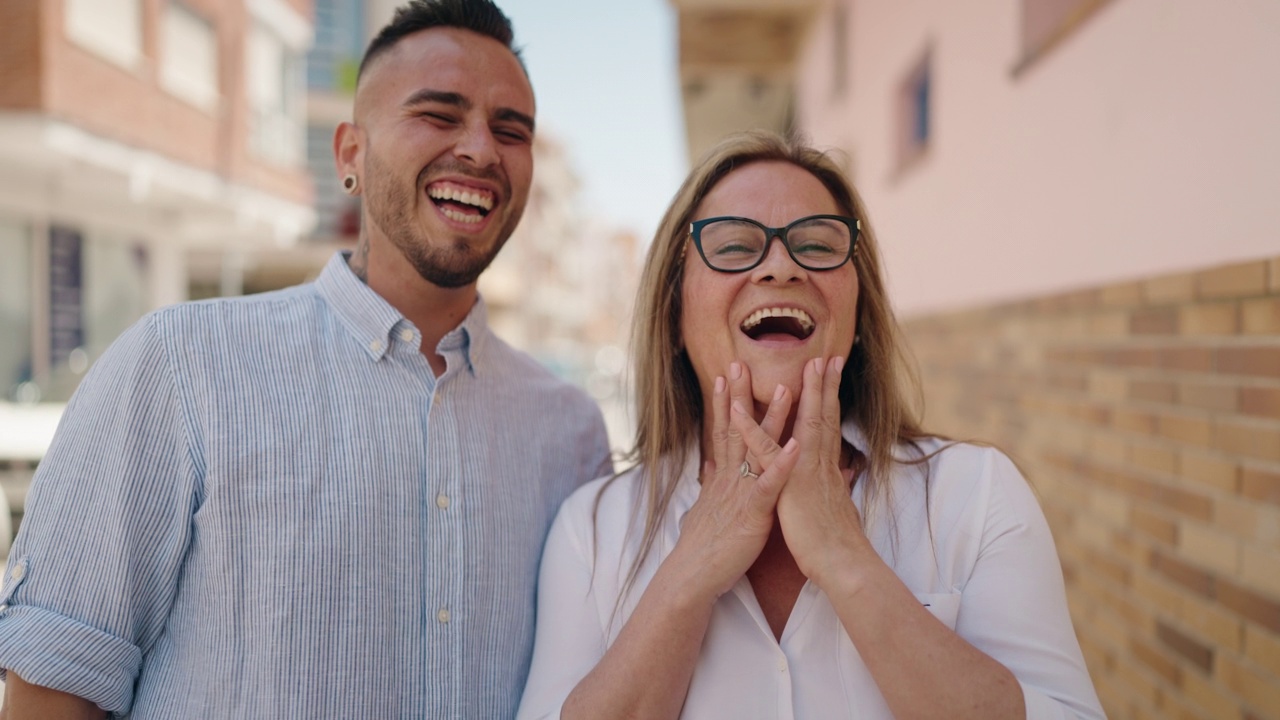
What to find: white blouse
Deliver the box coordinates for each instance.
[518,422,1105,719]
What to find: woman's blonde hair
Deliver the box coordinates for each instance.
[610,130,932,595]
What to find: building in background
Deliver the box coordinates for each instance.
[0,0,315,548]
[673,0,1280,717]
[480,135,640,445]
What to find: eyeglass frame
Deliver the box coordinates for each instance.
[688,214,861,273]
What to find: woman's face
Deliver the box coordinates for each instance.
[680,160,860,413]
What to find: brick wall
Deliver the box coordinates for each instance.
[0,0,43,109]
[903,256,1280,720]
[2,0,312,205]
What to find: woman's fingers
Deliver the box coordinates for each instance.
[758,383,792,443]
[709,375,730,483]
[823,356,845,455]
[795,357,827,445]
[725,362,752,467]
[731,401,787,473]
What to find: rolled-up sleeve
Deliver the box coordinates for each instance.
[0,314,201,714]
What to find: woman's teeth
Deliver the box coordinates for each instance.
[741,307,815,334]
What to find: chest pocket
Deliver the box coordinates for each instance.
[914,592,962,630]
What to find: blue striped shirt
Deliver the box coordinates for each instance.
[0,253,612,718]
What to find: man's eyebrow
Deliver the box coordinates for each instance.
[495,108,536,134]
[403,89,469,109]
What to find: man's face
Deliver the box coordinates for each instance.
[354,27,535,288]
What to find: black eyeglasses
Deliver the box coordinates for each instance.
[689,215,860,273]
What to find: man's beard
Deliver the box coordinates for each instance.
[362,148,521,289]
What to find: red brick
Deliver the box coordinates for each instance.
[1240,387,1280,420]
[1150,551,1215,598]
[1177,382,1239,413]
[1157,621,1214,672]
[1215,579,1280,634]
[1131,636,1182,684]
[1145,272,1197,305]
[1216,347,1280,379]
[1179,302,1240,336]
[1240,467,1280,508]
[1131,380,1176,404]
[1132,307,1179,335]
[1160,347,1215,373]
[1133,506,1179,545]
[1241,297,1280,335]
[1156,415,1213,447]
[1214,420,1280,463]
[1196,261,1270,300]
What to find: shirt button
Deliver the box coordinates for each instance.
[0,604,7,613]
[10,564,25,581]
[400,329,414,342]
[436,494,451,509]
[776,656,787,672]
[434,392,444,407]
[437,608,451,623]
[368,339,382,353]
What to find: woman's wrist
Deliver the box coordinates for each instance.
[805,533,880,599]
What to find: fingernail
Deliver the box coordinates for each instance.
[773,384,785,402]
[833,356,845,374]
[715,376,725,393]
[782,438,798,454]
[813,358,824,376]
[731,400,746,415]
[730,362,742,380]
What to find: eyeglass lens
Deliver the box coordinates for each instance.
[699,217,852,271]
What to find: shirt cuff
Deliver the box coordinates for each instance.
[0,604,143,714]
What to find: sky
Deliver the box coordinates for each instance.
[497,0,687,243]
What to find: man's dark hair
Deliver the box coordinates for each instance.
[358,0,523,81]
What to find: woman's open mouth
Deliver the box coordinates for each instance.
[740,307,815,342]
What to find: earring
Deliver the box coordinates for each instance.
[342,174,359,194]
[854,333,861,345]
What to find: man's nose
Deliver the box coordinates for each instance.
[454,123,500,168]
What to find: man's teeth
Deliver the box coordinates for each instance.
[741,307,815,332]
[427,185,494,211]
[440,206,484,224]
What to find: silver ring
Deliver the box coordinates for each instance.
[739,461,760,479]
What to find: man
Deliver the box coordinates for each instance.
[0,1,611,717]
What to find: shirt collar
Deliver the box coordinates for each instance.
[314,252,490,375]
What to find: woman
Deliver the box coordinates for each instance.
[518,132,1104,719]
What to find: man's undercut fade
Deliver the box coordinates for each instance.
[358,0,523,80]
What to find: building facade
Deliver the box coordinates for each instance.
[0,0,315,405]
[673,0,1280,717]
[0,0,315,548]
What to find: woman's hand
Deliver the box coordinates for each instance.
[732,356,873,589]
[671,362,800,601]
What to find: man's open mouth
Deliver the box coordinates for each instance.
[427,181,495,225]
[740,307,816,341]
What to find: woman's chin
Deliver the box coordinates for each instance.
[750,369,804,408]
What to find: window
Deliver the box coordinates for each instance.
[247,22,305,165]
[1017,0,1115,73]
[161,3,220,111]
[895,47,931,172]
[0,220,33,403]
[64,0,143,69]
[308,0,365,92]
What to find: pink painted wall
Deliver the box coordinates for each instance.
[794,0,1280,316]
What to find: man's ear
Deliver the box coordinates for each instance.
[333,122,363,186]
